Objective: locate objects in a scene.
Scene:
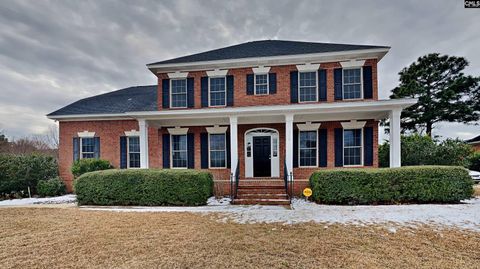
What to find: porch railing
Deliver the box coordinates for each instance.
[230,160,240,199]
[283,162,293,201]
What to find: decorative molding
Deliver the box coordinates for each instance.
[167,127,189,135]
[296,122,321,131]
[341,120,366,129]
[252,66,271,74]
[167,71,189,79]
[77,131,95,138]
[124,130,140,137]
[206,125,228,134]
[340,60,366,68]
[296,63,320,72]
[206,69,228,77]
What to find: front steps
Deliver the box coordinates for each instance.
[232,178,290,205]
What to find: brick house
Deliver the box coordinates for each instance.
[466,135,480,152]
[48,40,416,204]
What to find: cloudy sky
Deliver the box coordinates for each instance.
[0,0,478,141]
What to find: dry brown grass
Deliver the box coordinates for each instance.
[0,207,479,269]
[474,185,480,197]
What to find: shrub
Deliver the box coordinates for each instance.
[71,159,112,178]
[0,154,58,196]
[469,152,480,172]
[37,177,66,197]
[309,166,473,205]
[74,169,214,206]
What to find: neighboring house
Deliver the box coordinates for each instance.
[48,40,416,203]
[466,135,480,152]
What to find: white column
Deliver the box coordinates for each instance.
[285,114,294,176]
[229,116,238,173]
[138,119,149,169]
[389,109,401,168]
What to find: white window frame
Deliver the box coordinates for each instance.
[254,73,269,95]
[298,71,318,103]
[170,78,188,108]
[208,76,227,107]
[343,128,364,167]
[342,67,364,100]
[127,136,141,169]
[79,137,95,159]
[298,130,318,168]
[208,133,227,169]
[170,134,188,169]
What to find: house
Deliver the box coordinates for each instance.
[48,40,416,204]
[466,135,480,152]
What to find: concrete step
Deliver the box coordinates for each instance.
[236,193,288,199]
[232,198,291,205]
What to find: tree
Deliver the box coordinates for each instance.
[390,53,480,136]
[0,132,9,153]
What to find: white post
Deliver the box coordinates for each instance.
[229,116,238,173]
[138,119,149,168]
[285,114,294,176]
[389,109,401,168]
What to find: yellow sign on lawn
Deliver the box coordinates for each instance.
[303,188,312,197]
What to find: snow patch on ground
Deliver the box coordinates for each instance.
[0,194,77,206]
[207,196,232,206]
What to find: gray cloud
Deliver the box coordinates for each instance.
[0,0,478,140]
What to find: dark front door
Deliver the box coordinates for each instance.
[253,136,271,177]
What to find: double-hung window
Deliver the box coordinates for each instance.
[171,79,187,108]
[80,137,95,159]
[299,71,317,102]
[254,74,268,95]
[209,133,226,168]
[299,130,317,167]
[171,134,188,168]
[343,68,362,99]
[127,136,140,168]
[343,129,362,166]
[209,77,226,106]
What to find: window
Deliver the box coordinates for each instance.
[344,129,362,166]
[80,137,95,159]
[171,134,187,168]
[209,77,226,106]
[299,130,317,167]
[299,71,317,102]
[127,136,140,168]
[255,74,268,95]
[343,68,362,99]
[272,137,278,157]
[171,79,187,108]
[209,134,226,168]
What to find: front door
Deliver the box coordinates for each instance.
[253,136,271,177]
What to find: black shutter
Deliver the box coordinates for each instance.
[120,136,127,169]
[318,129,327,167]
[187,133,194,169]
[269,73,277,94]
[293,129,299,168]
[363,66,373,99]
[226,131,231,168]
[318,69,327,101]
[334,128,343,167]
[200,133,209,169]
[93,137,100,159]
[73,137,79,162]
[162,79,170,108]
[246,74,254,95]
[364,127,374,166]
[187,77,195,108]
[334,68,343,100]
[290,71,298,103]
[201,76,208,107]
[162,134,170,168]
[226,75,234,106]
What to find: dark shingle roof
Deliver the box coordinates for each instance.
[466,135,480,143]
[148,40,389,66]
[47,85,157,116]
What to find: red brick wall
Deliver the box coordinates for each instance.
[472,144,480,152]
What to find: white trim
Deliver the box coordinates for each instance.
[169,78,188,108]
[254,73,269,95]
[340,60,366,68]
[206,69,228,77]
[298,70,318,103]
[252,66,271,74]
[244,128,280,178]
[206,126,228,134]
[124,130,140,136]
[341,120,366,129]
[298,129,318,168]
[343,128,364,167]
[342,67,364,100]
[77,131,95,138]
[138,119,149,168]
[208,76,227,107]
[126,136,141,169]
[170,134,188,169]
[167,127,189,135]
[167,71,189,79]
[79,137,95,159]
[208,133,227,169]
[296,63,320,72]
[296,122,321,131]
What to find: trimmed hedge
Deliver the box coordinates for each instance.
[74,169,214,206]
[309,166,474,205]
[37,177,66,197]
[71,159,113,178]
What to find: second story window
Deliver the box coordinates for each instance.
[299,71,317,102]
[209,77,226,107]
[255,74,268,95]
[170,79,187,108]
[343,68,362,99]
[80,137,95,159]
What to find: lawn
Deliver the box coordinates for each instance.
[1,207,479,269]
